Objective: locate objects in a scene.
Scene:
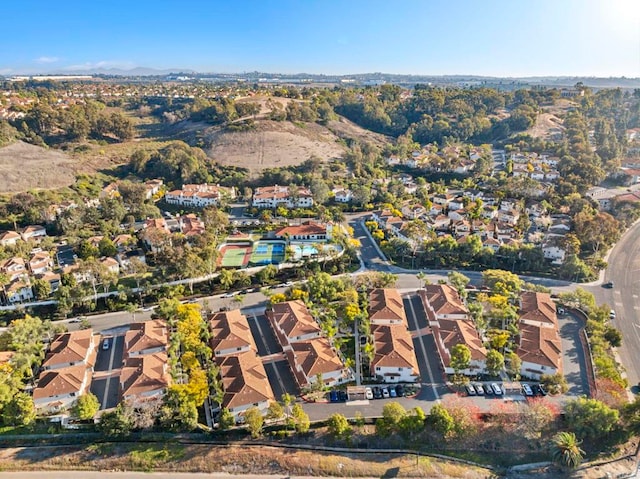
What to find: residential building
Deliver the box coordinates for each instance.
[516,322,562,380]
[33,365,92,413]
[285,336,352,388]
[28,250,53,275]
[368,288,419,383]
[21,225,47,241]
[332,188,353,203]
[124,319,169,358]
[369,288,406,326]
[209,310,256,357]
[120,352,171,404]
[419,284,469,323]
[41,329,96,371]
[0,257,27,281]
[273,221,330,242]
[180,214,206,236]
[216,351,275,417]
[144,179,164,199]
[164,183,235,208]
[266,300,322,345]
[252,185,314,209]
[0,231,21,247]
[431,318,486,375]
[370,324,420,383]
[519,292,557,328]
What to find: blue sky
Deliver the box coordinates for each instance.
[2,0,639,76]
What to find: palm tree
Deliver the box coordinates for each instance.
[551,431,585,470]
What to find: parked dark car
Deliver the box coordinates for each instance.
[533,384,547,396]
[372,386,383,399]
[604,281,614,288]
[395,384,405,397]
[329,390,339,402]
[338,390,348,402]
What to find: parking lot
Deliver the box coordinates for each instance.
[244,309,298,398]
[245,311,281,356]
[403,294,446,400]
[90,334,125,410]
[264,360,299,399]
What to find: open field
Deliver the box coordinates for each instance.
[0,141,79,193]
[0,443,492,478]
[206,120,347,175]
[526,99,576,141]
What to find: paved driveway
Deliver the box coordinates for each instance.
[558,312,589,396]
[91,334,125,409]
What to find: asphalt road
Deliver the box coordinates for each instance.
[588,219,640,389]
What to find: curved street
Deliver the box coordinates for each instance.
[586,220,640,390]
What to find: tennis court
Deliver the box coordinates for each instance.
[249,241,286,266]
[218,244,252,268]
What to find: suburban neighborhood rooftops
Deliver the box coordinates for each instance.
[421,284,469,317]
[125,319,169,355]
[519,292,557,326]
[209,309,256,355]
[368,288,406,324]
[516,322,562,370]
[120,352,171,399]
[216,350,275,410]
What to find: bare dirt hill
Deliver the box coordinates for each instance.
[205,120,347,174]
[526,99,575,141]
[0,141,79,193]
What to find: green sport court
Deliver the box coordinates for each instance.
[249,241,286,266]
[218,244,251,268]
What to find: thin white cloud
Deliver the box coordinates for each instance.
[63,60,136,71]
[35,56,60,64]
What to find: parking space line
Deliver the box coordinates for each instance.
[405,296,439,400]
[249,313,272,355]
[268,362,287,399]
[100,336,119,409]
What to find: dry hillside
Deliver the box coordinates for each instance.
[0,141,79,193]
[526,99,576,141]
[205,120,347,174]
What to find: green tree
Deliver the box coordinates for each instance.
[159,386,199,431]
[98,237,117,257]
[506,351,522,379]
[429,403,454,438]
[291,403,310,434]
[399,407,426,438]
[551,431,585,470]
[375,401,406,437]
[541,373,569,395]
[564,397,619,441]
[244,406,264,438]
[326,413,351,441]
[219,407,235,430]
[482,269,523,296]
[485,349,505,376]
[256,264,277,285]
[97,403,133,437]
[218,269,234,290]
[450,344,471,375]
[71,393,100,420]
[447,271,470,298]
[266,401,284,423]
[1,392,35,427]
